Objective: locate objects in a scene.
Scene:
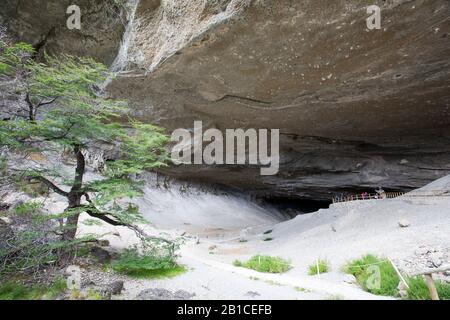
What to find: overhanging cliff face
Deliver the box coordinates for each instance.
[106,0,450,200]
[2,0,450,200]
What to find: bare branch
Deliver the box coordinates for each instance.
[31,176,69,197]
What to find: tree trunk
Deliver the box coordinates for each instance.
[63,145,85,240]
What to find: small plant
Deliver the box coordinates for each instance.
[13,201,44,215]
[0,278,67,300]
[233,255,291,273]
[308,259,330,275]
[265,280,283,286]
[111,247,185,279]
[344,254,399,296]
[15,180,49,197]
[406,276,450,300]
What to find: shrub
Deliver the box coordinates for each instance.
[233,255,291,273]
[344,254,399,296]
[308,259,330,275]
[406,276,450,300]
[111,247,185,279]
[0,204,96,278]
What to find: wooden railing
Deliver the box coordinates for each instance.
[332,192,404,203]
[332,190,450,204]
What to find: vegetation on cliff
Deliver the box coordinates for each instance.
[0,35,171,279]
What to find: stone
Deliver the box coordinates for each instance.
[342,274,357,285]
[398,219,411,228]
[96,239,110,247]
[136,288,196,300]
[429,253,443,268]
[0,203,10,211]
[90,247,112,264]
[245,291,261,298]
[102,280,124,297]
[415,246,431,255]
[0,216,12,224]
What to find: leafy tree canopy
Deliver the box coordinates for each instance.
[0,41,170,241]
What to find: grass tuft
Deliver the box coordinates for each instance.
[406,276,450,300]
[308,259,330,275]
[344,254,399,296]
[111,248,186,279]
[0,278,67,300]
[344,254,450,300]
[233,255,291,273]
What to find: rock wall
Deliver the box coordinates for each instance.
[2,0,450,200]
[106,0,450,200]
[0,0,126,65]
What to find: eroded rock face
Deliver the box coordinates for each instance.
[2,0,450,200]
[0,0,126,65]
[106,0,450,200]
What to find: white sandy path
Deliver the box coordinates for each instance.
[78,175,450,300]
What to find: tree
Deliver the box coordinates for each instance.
[0,41,169,243]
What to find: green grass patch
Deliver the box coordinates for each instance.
[233,255,291,273]
[344,254,399,296]
[308,259,330,275]
[406,276,450,300]
[0,278,67,300]
[111,248,186,279]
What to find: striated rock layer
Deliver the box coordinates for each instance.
[2,0,450,200]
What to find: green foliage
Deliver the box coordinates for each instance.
[14,180,49,197]
[0,38,170,259]
[406,276,450,300]
[233,255,291,273]
[0,278,67,300]
[344,254,399,296]
[0,42,34,75]
[308,259,330,275]
[111,247,185,279]
[13,201,44,216]
[0,203,96,277]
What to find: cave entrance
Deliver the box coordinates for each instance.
[264,197,332,218]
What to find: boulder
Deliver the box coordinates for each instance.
[102,280,124,297]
